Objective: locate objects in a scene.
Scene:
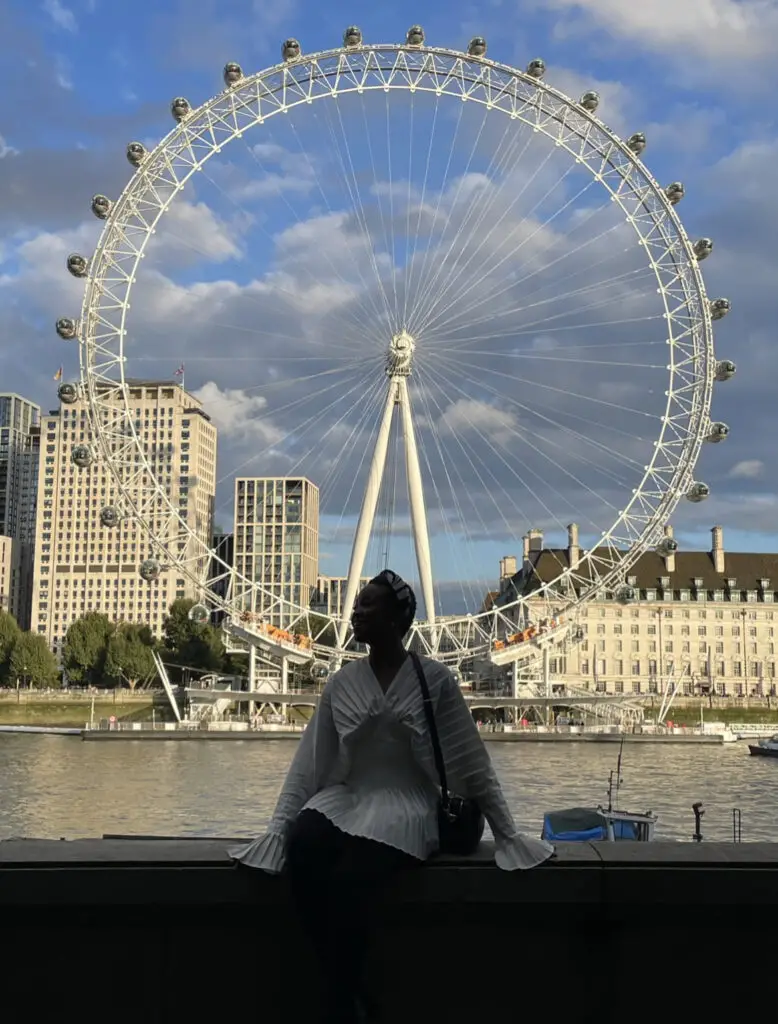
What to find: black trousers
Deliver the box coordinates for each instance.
[284,809,419,1014]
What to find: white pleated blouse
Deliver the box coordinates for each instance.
[230,654,554,873]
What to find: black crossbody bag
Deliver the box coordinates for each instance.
[410,652,485,856]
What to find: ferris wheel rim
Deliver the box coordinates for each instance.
[72,39,719,653]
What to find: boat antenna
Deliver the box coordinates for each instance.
[607,737,626,812]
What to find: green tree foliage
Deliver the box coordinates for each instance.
[62,611,115,687]
[162,598,225,674]
[0,611,21,681]
[305,613,338,647]
[9,632,58,688]
[105,623,157,690]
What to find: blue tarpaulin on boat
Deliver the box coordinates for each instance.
[542,808,639,842]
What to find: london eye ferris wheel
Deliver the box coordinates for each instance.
[56,25,735,676]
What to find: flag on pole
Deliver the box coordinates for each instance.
[174,364,185,377]
[53,367,63,381]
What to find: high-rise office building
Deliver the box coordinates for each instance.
[30,381,217,654]
[0,393,41,626]
[312,575,370,619]
[233,477,319,628]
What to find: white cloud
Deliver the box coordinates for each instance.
[151,201,244,266]
[0,136,18,160]
[42,0,77,32]
[192,382,284,446]
[438,399,518,446]
[541,0,778,59]
[729,459,764,479]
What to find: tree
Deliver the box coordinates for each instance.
[0,611,21,682]
[63,612,115,687]
[305,613,338,647]
[10,632,58,689]
[163,598,225,673]
[105,624,157,690]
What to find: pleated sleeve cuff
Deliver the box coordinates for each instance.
[494,833,555,871]
[228,829,287,874]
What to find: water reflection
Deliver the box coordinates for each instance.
[1,735,775,843]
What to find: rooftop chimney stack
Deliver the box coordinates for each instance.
[522,534,530,561]
[527,529,544,553]
[712,525,725,574]
[567,522,580,570]
[500,555,517,580]
[663,523,676,573]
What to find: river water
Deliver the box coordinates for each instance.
[1,735,775,843]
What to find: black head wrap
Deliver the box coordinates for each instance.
[368,569,417,635]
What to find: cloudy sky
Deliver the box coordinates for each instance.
[1,0,775,616]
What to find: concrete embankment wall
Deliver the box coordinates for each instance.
[0,838,774,1021]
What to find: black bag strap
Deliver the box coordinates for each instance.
[410,652,449,803]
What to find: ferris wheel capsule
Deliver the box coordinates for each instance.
[526,58,546,79]
[282,38,301,61]
[467,36,487,57]
[91,194,112,220]
[710,298,731,320]
[310,660,330,682]
[693,238,714,261]
[67,253,88,278]
[656,536,679,557]
[705,422,729,443]
[715,359,736,381]
[686,482,710,503]
[56,317,78,340]
[406,25,425,46]
[127,142,146,167]
[71,444,93,469]
[139,558,162,582]
[665,181,685,204]
[627,132,646,155]
[223,62,243,86]
[99,505,121,528]
[57,382,79,405]
[188,603,210,624]
[615,584,636,604]
[171,97,192,122]
[579,90,600,112]
[343,26,362,48]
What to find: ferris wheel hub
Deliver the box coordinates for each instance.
[386,329,415,377]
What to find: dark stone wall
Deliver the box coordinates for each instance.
[2,839,776,1022]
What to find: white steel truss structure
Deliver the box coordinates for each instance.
[62,34,732,669]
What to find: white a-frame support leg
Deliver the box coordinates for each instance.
[336,373,437,648]
[337,381,398,647]
[397,377,436,632]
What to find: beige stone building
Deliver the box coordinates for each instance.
[0,536,22,619]
[31,381,217,655]
[233,477,319,628]
[311,575,371,619]
[501,524,778,698]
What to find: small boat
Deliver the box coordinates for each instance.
[542,806,656,843]
[748,734,778,757]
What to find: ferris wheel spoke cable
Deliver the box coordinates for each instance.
[431,353,638,493]
[408,94,548,328]
[418,169,609,340]
[412,361,527,556]
[408,96,514,332]
[211,362,377,495]
[411,367,493,612]
[414,128,581,336]
[421,211,654,346]
[319,96,396,331]
[421,357,611,546]
[238,132,388,342]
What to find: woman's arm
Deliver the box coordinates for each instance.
[230,682,339,872]
[434,669,554,870]
[268,683,339,831]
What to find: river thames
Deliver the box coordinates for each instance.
[1,735,776,843]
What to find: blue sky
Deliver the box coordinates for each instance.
[1,0,776,612]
